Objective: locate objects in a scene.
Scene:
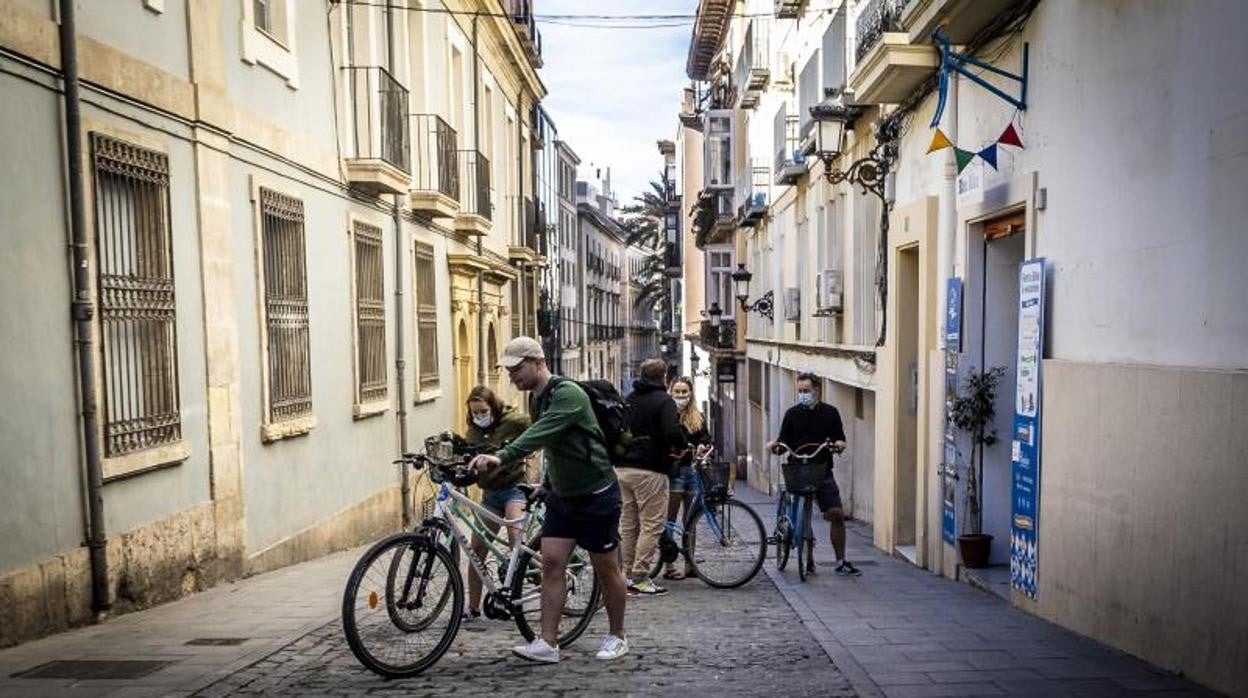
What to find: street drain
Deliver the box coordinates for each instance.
[12,660,174,680]
[186,638,249,646]
[817,560,878,567]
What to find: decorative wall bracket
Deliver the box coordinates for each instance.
[930,27,1029,128]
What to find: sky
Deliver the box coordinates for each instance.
[535,1,697,207]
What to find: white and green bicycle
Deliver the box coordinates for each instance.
[341,434,601,678]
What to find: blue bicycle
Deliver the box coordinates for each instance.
[650,446,767,588]
[771,441,838,582]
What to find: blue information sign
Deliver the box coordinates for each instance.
[945,278,963,352]
[1010,259,1046,598]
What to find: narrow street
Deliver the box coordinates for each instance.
[0,487,1212,697]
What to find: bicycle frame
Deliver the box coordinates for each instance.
[665,455,730,545]
[429,480,538,597]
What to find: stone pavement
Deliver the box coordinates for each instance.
[733,487,1220,698]
[0,487,1222,697]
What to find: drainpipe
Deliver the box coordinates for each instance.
[472,15,485,385]
[392,194,411,528]
[59,0,110,618]
[937,76,957,350]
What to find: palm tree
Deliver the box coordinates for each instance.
[619,172,672,319]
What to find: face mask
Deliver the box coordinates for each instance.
[797,393,816,408]
[674,397,690,410]
[472,414,493,429]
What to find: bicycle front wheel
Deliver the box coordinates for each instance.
[686,499,767,589]
[342,532,463,678]
[798,497,814,582]
[511,537,601,648]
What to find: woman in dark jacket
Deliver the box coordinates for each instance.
[663,376,711,580]
[460,386,530,627]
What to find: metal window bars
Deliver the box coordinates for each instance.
[90,133,182,457]
[259,187,313,422]
[345,65,410,174]
[353,221,386,404]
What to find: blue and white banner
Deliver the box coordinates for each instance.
[1010,259,1046,598]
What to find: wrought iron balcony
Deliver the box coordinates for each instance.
[455,150,491,233]
[409,114,459,217]
[773,114,806,186]
[734,19,771,109]
[665,241,682,276]
[736,161,770,228]
[699,318,738,350]
[855,0,909,65]
[692,188,736,248]
[505,0,543,68]
[775,0,804,20]
[344,66,410,194]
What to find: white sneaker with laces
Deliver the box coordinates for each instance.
[595,634,630,660]
[512,637,560,664]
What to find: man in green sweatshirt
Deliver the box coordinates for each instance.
[468,336,629,664]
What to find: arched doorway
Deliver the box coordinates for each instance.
[487,323,499,393]
[457,319,472,425]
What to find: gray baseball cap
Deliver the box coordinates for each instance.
[498,336,545,368]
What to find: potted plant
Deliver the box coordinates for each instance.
[950,365,1007,568]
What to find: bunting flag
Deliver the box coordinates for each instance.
[998,122,1024,149]
[978,144,998,170]
[925,117,1024,172]
[926,128,953,154]
[954,148,976,174]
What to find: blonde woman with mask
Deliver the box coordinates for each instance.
[662,377,711,580]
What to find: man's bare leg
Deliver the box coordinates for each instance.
[590,549,627,637]
[538,537,575,647]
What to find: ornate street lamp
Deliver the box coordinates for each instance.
[706,301,723,328]
[810,102,899,347]
[730,264,773,320]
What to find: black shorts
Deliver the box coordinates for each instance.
[815,470,843,512]
[541,481,622,554]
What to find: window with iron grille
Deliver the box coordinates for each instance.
[414,241,440,390]
[352,220,387,406]
[259,187,312,422]
[90,133,182,457]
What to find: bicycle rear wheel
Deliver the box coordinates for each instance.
[686,499,767,589]
[342,532,462,678]
[510,536,601,648]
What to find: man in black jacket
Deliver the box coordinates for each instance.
[617,358,687,596]
[768,373,860,577]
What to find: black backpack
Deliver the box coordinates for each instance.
[547,378,633,465]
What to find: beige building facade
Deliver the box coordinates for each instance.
[0,0,546,647]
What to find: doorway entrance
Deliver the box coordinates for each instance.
[968,211,1025,567]
[894,245,920,562]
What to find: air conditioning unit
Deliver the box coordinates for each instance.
[815,269,843,314]
[784,287,801,321]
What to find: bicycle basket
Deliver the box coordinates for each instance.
[699,461,732,501]
[781,462,825,494]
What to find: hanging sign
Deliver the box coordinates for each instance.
[945,277,963,352]
[716,359,737,384]
[1010,258,1046,598]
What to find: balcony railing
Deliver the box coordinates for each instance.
[855,0,909,65]
[736,161,770,227]
[774,114,806,185]
[775,0,804,19]
[734,19,771,109]
[505,0,544,67]
[699,318,738,350]
[457,150,491,221]
[522,198,547,256]
[410,114,459,201]
[665,241,682,272]
[345,66,409,174]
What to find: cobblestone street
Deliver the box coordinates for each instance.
[194,573,854,697]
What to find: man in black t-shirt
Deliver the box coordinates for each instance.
[767,373,861,577]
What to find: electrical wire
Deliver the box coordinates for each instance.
[335,0,838,23]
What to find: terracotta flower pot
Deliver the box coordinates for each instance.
[957,533,993,569]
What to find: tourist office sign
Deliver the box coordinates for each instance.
[942,278,964,545]
[1010,259,1046,598]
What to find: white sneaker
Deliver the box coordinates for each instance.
[595,634,629,660]
[512,637,560,664]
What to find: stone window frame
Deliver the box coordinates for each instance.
[83,122,191,481]
[250,176,317,443]
[240,0,299,89]
[348,212,389,419]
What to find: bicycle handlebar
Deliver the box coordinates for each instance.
[771,440,841,461]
